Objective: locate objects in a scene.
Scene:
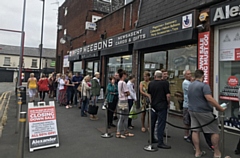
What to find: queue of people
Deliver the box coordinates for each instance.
[26,69,239,157]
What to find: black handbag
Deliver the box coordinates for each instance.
[88,105,99,115]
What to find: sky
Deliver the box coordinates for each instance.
[0,0,65,49]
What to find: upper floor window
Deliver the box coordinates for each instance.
[125,0,132,5]
[3,57,11,66]
[98,0,111,3]
[64,7,68,16]
[31,59,38,68]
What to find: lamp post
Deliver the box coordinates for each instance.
[17,0,27,86]
[39,0,45,78]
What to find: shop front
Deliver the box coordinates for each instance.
[210,0,240,131]
[68,49,81,74]
[134,11,198,113]
[101,44,133,86]
[81,51,100,77]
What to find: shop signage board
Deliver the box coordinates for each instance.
[210,0,240,26]
[28,101,59,152]
[198,31,210,84]
[63,55,69,67]
[68,11,195,60]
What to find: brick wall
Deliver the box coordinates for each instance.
[56,0,140,73]
[137,0,226,27]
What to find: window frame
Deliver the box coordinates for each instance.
[3,57,11,66]
[31,59,38,68]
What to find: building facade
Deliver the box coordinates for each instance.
[0,44,55,82]
[56,0,240,132]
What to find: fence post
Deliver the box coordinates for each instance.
[17,112,27,158]
[220,111,225,157]
[15,97,22,134]
[144,104,158,152]
[101,105,112,138]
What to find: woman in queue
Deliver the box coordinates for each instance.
[38,74,49,101]
[81,75,91,117]
[127,75,137,130]
[65,73,74,109]
[106,76,118,128]
[139,71,151,132]
[116,69,134,138]
[27,73,38,102]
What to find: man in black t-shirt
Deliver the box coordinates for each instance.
[148,70,171,149]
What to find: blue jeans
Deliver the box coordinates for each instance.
[66,89,72,105]
[151,108,167,145]
[81,98,89,116]
[74,88,79,105]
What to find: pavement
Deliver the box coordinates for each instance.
[0,91,239,158]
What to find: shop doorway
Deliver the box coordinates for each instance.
[85,61,99,77]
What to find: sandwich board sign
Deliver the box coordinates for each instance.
[28,101,59,152]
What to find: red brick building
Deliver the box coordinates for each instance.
[56,0,240,132]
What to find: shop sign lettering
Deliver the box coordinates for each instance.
[115,29,146,46]
[210,1,240,25]
[213,5,240,22]
[198,32,210,84]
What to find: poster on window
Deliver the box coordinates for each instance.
[28,101,59,152]
[220,27,240,61]
[198,32,210,84]
[63,55,69,67]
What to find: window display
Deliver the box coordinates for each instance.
[218,26,240,129]
[73,61,82,73]
[141,45,197,112]
[86,62,93,77]
[106,55,132,82]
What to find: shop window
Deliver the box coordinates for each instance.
[86,62,93,77]
[168,45,197,112]
[219,26,240,124]
[107,55,132,83]
[3,57,11,66]
[141,45,197,112]
[31,59,38,68]
[73,61,82,73]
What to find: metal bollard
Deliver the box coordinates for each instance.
[101,105,113,138]
[220,111,225,157]
[144,104,158,152]
[17,112,27,158]
[15,97,22,134]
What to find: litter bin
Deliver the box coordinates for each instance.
[18,86,27,104]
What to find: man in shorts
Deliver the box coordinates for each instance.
[188,70,226,158]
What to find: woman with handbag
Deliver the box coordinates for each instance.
[106,76,118,128]
[81,75,91,117]
[116,69,134,139]
[127,75,137,130]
